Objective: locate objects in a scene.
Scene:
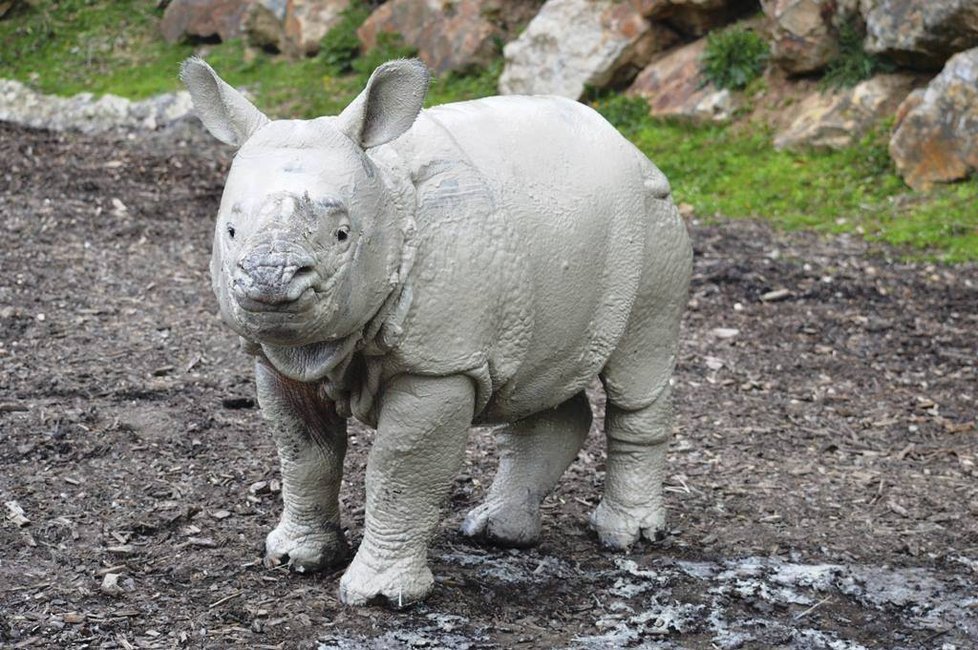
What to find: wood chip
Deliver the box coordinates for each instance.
[711,327,740,340]
[760,288,792,302]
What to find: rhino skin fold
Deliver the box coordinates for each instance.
[180,57,693,607]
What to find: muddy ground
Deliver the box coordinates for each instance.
[0,121,976,649]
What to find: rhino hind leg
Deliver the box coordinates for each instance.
[255,359,350,572]
[461,391,592,548]
[593,206,691,549]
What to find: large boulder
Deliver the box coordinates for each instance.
[359,0,542,75]
[865,0,978,70]
[499,0,679,98]
[160,0,253,43]
[644,0,757,37]
[244,1,287,52]
[889,48,978,190]
[773,73,917,150]
[284,0,350,56]
[762,0,838,74]
[627,38,739,121]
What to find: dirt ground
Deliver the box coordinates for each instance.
[1,121,976,649]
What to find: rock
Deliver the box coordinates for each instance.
[101,573,125,597]
[284,0,350,56]
[774,73,918,150]
[645,0,757,37]
[160,0,254,44]
[0,79,195,134]
[245,1,287,52]
[499,0,679,99]
[865,0,978,70]
[359,0,542,76]
[762,0,838,74]
[889,48,978,189]
[628,39,739,121]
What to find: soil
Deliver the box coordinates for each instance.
[1,121,976,649]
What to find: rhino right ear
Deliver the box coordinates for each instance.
[179,57,269,147]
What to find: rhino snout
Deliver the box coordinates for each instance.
[232,243,319,311]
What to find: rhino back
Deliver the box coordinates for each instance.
[380,96,675,421]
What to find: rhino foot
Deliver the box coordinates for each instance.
[460,499,541,548]
[263,521,348,572]
[589,498,665,551]
[338,553,433,609]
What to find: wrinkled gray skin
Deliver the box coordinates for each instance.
[181,57,692,607]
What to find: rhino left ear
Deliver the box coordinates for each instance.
[336,59,430,150]
[180,57,269,147]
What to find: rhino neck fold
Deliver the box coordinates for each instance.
[261,335,360,384]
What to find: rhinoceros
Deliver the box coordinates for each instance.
[180,57,692,606]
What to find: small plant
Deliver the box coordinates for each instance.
[584,88,651,136]
[318,0,372,74]
[821,20,894,90]
[701,27,769,91]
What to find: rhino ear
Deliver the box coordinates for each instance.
[336,59,429,150]
[179,57,269,147]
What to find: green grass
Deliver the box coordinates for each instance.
[1,2,976,262]
[593,95,978,263]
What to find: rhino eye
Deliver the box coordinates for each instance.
[227,224,236,239]
[336,226,349,242]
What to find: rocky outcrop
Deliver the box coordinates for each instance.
[889,48,978,189]
[0,80,193,134]
[160,0,252,43]
[628,39,738,121]
[774,73,917,150]
[865,0,978,70]
[644,0,757,37]
[245,1,287,52]
[499,0,678,98]
[284,0,350,56]
[359,0,541,75]
[762,0,838,74]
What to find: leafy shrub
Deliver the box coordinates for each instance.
[701,27,769,90]
[584,89,651,136]
[821,21,894,89]
[318,1,372,73]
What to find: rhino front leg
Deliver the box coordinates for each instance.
[255,359,349,572]
[339,374,474,607]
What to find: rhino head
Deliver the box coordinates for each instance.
[181,58,428,374]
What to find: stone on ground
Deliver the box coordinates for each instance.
[644,0,757,37]
[774,73,918,150]
[762,0,839,74]
[499,0,678,99]
[160,0,253,43]
[283,0,350,56]
[627,39,738,121]
[358,0,541,75]
[865,0,978,70]
[889,47,978,190]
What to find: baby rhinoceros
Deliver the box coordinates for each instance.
[181,57,692,607]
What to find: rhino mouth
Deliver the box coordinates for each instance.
[235,286,317,313]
